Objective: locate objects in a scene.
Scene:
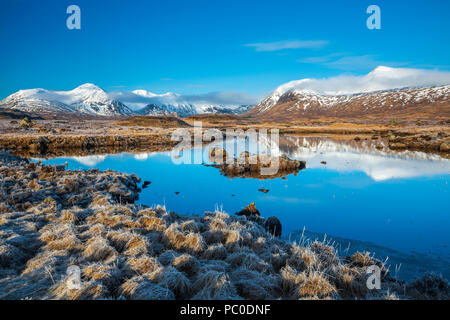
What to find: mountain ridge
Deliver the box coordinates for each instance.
[248,85,450,119]
[0,84,253,117]
[248,66,450,120]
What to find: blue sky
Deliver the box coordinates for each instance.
[0,0,449,100]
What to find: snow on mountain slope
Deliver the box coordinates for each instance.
[252,85,450,116]
[130,90,253,117]
[131,90,157,98]
[250,66,450,116]
[0,97,78,115]
[0,84,133,116]
[137,103,253,117]
[137,103,196,117]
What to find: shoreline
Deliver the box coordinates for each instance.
[286,230,450,282]
[0,151,448,300]
[0,117,449,158]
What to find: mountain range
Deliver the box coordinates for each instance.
[1,66,449,119]
[130,90,253,117]
[0,84,253,117]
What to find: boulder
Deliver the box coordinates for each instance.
[54,165,65,172]
[235,202,260,218]
[209,148,228,164]
[265,216,282,237]
[440,142,450,153]
[389,142,407,149]
[142,181,151,189]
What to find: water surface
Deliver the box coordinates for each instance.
[35,136,450,273]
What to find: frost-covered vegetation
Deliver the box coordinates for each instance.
[0,152,448,300]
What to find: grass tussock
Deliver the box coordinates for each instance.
[126,255,161,275]
[172,254,200,277]
[120,276,175,300]
[192,270,240,300]
[83,237,117,263]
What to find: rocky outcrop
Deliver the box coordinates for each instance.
[206,149,306,179]
[235,203,282,238]
[235,202,260,218]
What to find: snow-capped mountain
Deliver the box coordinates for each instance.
[249,66,450,118]
[251,85,450,116]
[0,84,133,116]
[0,85,253,117]
[130,90,253,117]
[137,102,253,117]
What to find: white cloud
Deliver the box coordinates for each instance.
[297,56,334,64]
[297,52,347,64]
[133,152,158,161]
[108,85,128,89]
[134,153,149,161]
[181,91,259,105]
[297,53,405,71]
[245,40,328,52]
[72,155,107,166]
[324,55,404,71]
[273,66,450,96]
